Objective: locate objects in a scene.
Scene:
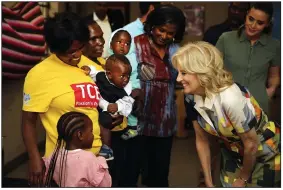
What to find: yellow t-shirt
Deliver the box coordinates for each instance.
[23,54,104,157]
[84,57,128,131]
[96,57,106,69]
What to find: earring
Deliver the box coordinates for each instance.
[172,38,175,42]
[151,26,154,35]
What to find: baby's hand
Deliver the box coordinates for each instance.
[107,103,118,114]
[81,65,91,75]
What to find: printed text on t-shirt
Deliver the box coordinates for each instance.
[71,82,101,108]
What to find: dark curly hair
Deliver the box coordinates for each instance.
[43,12,90,54]
[144,4,186,43]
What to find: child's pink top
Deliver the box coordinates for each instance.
[43,149,111,187]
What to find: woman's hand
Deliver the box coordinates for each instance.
[131,89,141,99]
[22,111,45,187]
[28,157,46,187]
[111,114,123,126]
[232,178,246,187]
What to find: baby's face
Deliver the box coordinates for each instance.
[111,32,131,55]
[109,62,131,88]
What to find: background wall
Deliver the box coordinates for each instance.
[2,1,227,165]
[272,2,281,40]
[2,79,46,165]
[129,2,228,43]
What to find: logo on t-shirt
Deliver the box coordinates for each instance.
[23,92,31,105]
[71,82,101,108]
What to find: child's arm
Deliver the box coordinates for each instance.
[82,65,101,82]
[99,97,110,112]
[116,96,134,117]
[99,97,119,114]
[124,81,132,96]
[112,81,134,116]
[88,156,112,187]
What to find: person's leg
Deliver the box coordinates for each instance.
[144,136,156,187]
[141,142,149,186]
[109,129,126,187]
[99,111,114,130]
[119,132,143,187]
[98,112,115,160]
[100,126,111,147]
[147,136,174,187]
[99,125,114,160]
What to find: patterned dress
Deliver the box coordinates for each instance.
[185,83,280,187]
[134,34,178,137]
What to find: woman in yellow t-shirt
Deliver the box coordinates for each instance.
[22,12,121,187]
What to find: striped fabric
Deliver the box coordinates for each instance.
[2,2,46,79]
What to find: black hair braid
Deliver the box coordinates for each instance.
[58,148,68,187]
[44,112,87,187]
[44,138,63,187]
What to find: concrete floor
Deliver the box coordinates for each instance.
[4,130,204,187]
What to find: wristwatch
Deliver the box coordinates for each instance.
[239,176,248,187]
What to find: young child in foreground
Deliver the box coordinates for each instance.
[81,54,138,155]
[81,31,139,160]
[43,111,111,187]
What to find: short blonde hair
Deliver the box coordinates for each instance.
[172,41,233,98]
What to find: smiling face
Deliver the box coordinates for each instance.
[151,23,177,47]
[176,65,204,96]
[244,8,270,39]
[56,40,85,66]
[110,31,131,55]
[107,61,131,88]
